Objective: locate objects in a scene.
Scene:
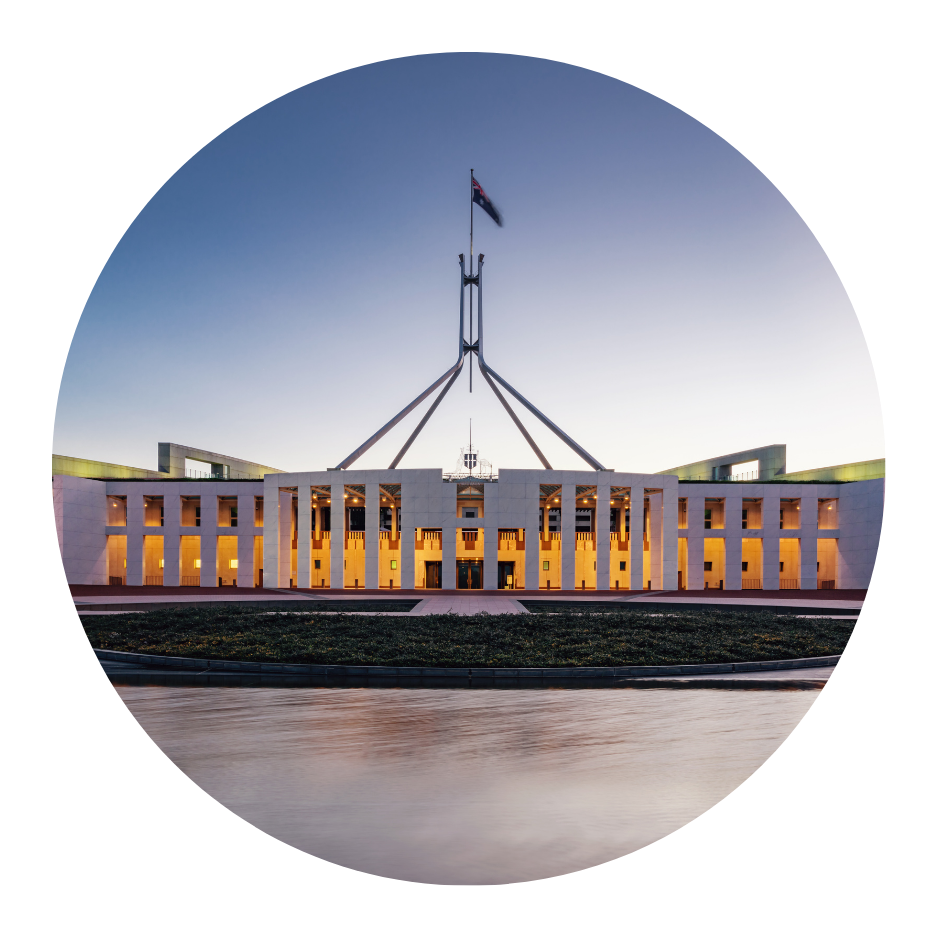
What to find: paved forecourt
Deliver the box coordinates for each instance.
[71,586,863,617]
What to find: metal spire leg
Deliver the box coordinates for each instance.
[388,363,464,469]
[479,364,552,469]
[333,258,468,471]
[334,358,463,469]
[474,254,608,472]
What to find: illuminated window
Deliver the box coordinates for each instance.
[390,560,398,570]
[543,560,550,571]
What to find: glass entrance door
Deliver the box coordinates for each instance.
[425,561,442,589]
[498,561,515,590]
[457,561,483,589]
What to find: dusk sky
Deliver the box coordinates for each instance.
[54,53,883,475]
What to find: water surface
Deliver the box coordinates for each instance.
[117,685,818,884]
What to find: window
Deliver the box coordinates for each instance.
[462,509,477,519]
[543,560,550,571]
[390,560,398,570]
[779,561,785,572]
[619,561,626,571]
[314,559,321,570]
[195,506,201,527]
[704,508,712,530]
[741,561,749,572]
[230,505,238,528]
[704,561,712,571]
[741,509,748,530]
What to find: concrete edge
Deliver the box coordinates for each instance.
[93,647,841,679]
[76,599,860,616]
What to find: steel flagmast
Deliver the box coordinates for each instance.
[469,167,474,392]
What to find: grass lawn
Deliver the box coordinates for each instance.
[82,607,855,668]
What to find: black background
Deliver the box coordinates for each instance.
[5,4,931,932]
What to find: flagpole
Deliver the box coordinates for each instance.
[469,167,474,392]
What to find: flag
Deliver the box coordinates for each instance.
[472,176,502,226]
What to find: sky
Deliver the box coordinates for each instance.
[53,52,883,475]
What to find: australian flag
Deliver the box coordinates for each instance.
[472,176,502,227]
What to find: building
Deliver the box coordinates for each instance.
[53,441,883,592]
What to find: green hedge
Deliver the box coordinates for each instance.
[82,607,855,668]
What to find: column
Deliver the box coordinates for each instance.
[596,478,611,591]
[724,493,743,590]
[800,488,818,589]
[262,478,280,589]
[296,483,311,589]
[279,491,293,588]
[365,482,380,589]
[686,494,705,590]
[483,482,499,590]
[629,484,645,590]
[661,482,679,590]
[400,479,415,590]
[398,480,416,590]
[561,478,576,590]
[160,491,179,586]
[648,491,663,589]
[126,492,144,586]
[525,477,541,593]
[239,491,258,588]
[200,488,217,587]
[762,489,781,589]
[330,475,345,590]
[441,480,457,590]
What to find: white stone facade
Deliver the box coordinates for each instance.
[54,468,883,591]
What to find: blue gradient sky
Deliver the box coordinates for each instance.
[54,53,882,475]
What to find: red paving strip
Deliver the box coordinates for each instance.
[71,585,865,601]
[69,585,285,596]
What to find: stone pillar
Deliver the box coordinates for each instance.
[126,492,144,586]
[596,479,611,590]
[800,488,818,589]
[661,483,679,590]
[279,491,293,588]
[237,492,257,588]
[330,477,345,590]
[262,478,280,589]
[724,493,743,591]
[525,478,541,593]
[200,488,217,587]
[561,479,576,590]
[686,494,705,590]
[400,480,414,590]
[762,489,781,590]
[483,482,499,590]
[629,485,645,590]
[365,482,380,589]
[441,481,457,590]
[295,484,311,590]
[648,491,663,589]
[162,491,181,587]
